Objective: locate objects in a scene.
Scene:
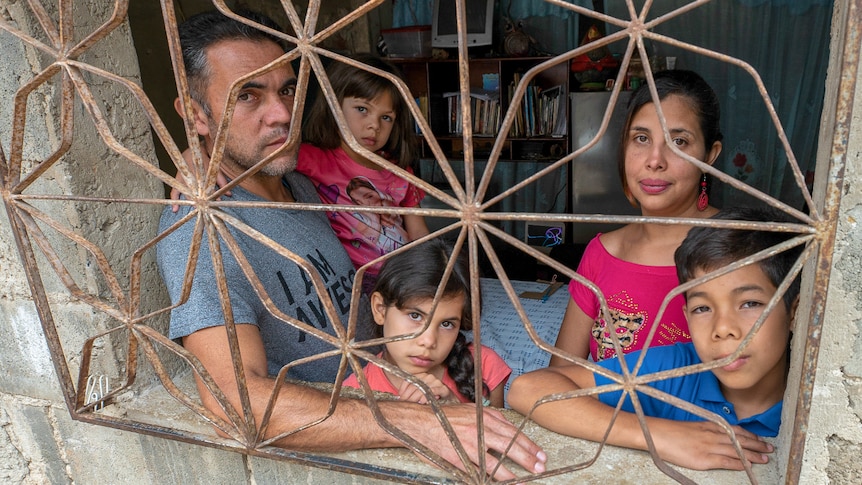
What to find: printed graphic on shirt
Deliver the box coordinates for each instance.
[591,289,689,361]
[592,307,645,361]
[275,247,356,342]
[656,319,691,346]
[320,176,409,255]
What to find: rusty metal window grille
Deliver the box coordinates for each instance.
[0,1,854,483]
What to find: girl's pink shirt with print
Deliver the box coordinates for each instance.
[297,144,424,276]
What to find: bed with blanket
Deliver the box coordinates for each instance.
[476,278,569,404]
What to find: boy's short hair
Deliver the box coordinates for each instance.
[674,207,804,311]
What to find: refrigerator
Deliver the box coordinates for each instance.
[569,91,639,244]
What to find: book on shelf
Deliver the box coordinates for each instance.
[443,90,501,136]
[507,73,524,137]
[527,84,537,137]
[508,78,566,138]
[540,85,567,137]
[413,96,429,134]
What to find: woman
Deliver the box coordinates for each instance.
[551,70,723,364]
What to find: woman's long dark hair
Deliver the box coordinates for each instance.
[371,238,487,402]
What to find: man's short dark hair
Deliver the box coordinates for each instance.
[178,9,285,114]
[675,206,805,311]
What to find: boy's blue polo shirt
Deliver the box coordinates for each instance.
[593,342,782,437]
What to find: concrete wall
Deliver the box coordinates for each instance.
[1,1,861,484]
[797,2,862,483]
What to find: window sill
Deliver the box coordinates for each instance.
[103,371,781,483]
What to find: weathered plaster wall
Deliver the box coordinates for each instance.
[0,1,175,482]
[1,1,861,484]
[797,2,862,483]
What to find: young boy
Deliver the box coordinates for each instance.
[508,207,803,471]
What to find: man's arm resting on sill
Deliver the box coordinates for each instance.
[184,324,547,480]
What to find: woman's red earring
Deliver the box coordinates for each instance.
[697,173,709,211]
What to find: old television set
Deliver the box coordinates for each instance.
[431,0,495,48]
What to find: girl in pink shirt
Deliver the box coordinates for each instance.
[299,55,429,292]
[344,238,511,407]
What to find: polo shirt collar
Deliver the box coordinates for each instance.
[694,370,782,437]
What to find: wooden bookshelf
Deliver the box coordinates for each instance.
[391,57,570,163]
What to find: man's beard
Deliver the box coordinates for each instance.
[226,139,297,177]
[213,122,297,177]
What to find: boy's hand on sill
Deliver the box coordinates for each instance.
[648,419,773,470]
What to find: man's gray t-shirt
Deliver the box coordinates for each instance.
[157,172,369,382]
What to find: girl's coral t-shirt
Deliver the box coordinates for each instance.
[343,344,511,403]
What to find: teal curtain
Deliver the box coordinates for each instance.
[419,160,568,241]
[392,0,593,27]
[735,0,831,14]
[505,0,590,19]
[392,0,432,27]
[604,0,833,211]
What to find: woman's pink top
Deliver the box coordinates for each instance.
[568,234,691,362]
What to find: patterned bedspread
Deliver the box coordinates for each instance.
[477,278,569,404]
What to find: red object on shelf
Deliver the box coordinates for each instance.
[571,24,619,73]
[570,55,619,73]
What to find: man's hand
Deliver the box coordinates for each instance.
[389,403,547,481]
[649,419,773,470]
[397,373,456,404]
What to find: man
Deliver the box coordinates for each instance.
[156,10,546,480]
